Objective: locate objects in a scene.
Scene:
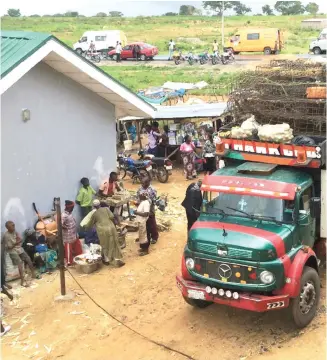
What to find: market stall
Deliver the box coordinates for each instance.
[118,102,230,161]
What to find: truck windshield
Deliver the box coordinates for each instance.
[205,193,284,222]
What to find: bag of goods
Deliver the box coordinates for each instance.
[306,87,326,99]
[218,130,231,139]
[241,115,259,131]
[258,123,293,143]
[231,115,260,139]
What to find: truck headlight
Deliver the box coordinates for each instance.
[260,271,275,284]
[185,258,195,270]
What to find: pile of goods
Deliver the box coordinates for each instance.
[225,115,294,143]
[227,59,326,137]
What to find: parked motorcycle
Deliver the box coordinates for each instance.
[198,50,210,65]
[211,51,223,65]
[173,50,185,65]
[117,153,152,183]
[83,51,101,63]
[138,150,173,183]
[187,51,197,65]
[221,48,235,65]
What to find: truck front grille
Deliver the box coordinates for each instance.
[195,242,253,260]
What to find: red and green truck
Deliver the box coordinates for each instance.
[176,137,326,327]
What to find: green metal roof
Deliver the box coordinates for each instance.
[1,31,53,78]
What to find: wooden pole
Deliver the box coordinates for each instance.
[136,121,142,150]
[54,197,66,296]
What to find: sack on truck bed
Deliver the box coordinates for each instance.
[258,123,293,143]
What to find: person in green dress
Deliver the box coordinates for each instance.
[76,177,96,218]
[86,199,125,267]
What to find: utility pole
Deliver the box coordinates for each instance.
[55,197,66,296]
[221,1,225,51]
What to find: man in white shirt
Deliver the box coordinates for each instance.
[168,39,175,60]
[116,42,122,62]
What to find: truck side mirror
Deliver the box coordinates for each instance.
[310,197,321,218]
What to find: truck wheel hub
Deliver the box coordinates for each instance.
[299,281,315,314]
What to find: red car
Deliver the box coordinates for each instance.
[108,42,158,61]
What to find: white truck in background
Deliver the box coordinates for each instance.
[309,28,327,55]
[73,30,127,54]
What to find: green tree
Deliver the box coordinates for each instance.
[233,2,252,15]
[262,4,274,15]
[53,13,64,17]
[179,5,197,15]
[163,12,178,16]
[305,2,319,15]
[109,11,123,17]
[274,1,305,15]
[7,8,21,17]
[30,14,40,17]
[202,1,235,16]
[64,11,79,17]
[95,12,107,17]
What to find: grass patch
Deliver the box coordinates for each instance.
[100,65,238,95]
[1,14,324,54]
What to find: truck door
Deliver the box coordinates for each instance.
[298,186,316,248]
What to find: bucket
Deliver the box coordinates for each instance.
[124,140,133,151]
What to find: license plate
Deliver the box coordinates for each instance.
[146,166,152,171]
[165,166,172,170]
[187,289,205,300]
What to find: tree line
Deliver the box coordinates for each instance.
[5,2,321,18]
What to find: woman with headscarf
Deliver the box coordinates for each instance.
[86,199,125,267]
[180,135,197,180]
[202,128,216,175]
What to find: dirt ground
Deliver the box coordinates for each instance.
[1,171,326,360]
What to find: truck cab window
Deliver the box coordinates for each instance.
[300,187,312,212]
[80,37,87,43]
[247,33,260,40]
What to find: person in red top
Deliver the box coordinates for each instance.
[99,172,121,197]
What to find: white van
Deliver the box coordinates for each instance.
[73,31,127,54]
[309,28,327,54]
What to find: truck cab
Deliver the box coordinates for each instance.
[309,28,327,55]
[177,138,325,328]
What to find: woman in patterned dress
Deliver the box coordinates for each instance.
[180,135,197,180]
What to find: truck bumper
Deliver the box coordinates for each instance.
[176,276,290,312]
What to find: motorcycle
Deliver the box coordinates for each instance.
[187,51,197,65]
[221,48,235,65]
[198,50,210,65]
[211,51,223,65]
[138,150,173,183]
[173,50,185,65]
[83,51,101,63]
[117,153,152,183]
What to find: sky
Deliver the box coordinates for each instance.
[1,0,327,17]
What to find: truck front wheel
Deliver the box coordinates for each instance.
[183,295,212,308]
[290,266,320,328]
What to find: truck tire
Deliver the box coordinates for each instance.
[313,47,322,55]
[264,47,272,55]
[183,295,212,308]
[75,48,83,55]
[290,266,320,328]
